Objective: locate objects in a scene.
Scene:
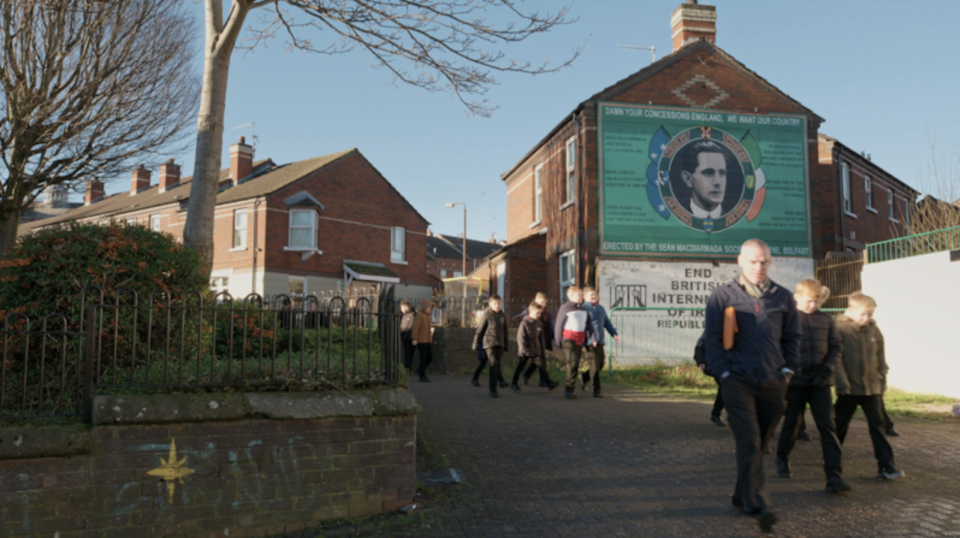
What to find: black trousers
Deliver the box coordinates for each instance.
[711,377,725,417]
[402,340,416,371]
[561,341,583,390]
[472,355,505,384]
[513,355,551,385]
[484,346,504,392]
[721,373,788,511]
[835,394,896,471]
[881,398,895,430]
[523,357,545,382]
[776,385,844,484]
[415,343,433,376]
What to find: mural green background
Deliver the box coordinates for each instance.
[598,102,811,258]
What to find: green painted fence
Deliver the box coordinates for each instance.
[866,225,960,264]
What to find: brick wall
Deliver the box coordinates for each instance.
[0,390,418,538]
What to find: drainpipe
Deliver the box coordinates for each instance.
[573,111,584,287]
[837,145,845,254]
[252,197,262,296]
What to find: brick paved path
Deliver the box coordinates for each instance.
[405,375,960,538]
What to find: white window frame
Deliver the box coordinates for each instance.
[864,176,874,211]
[565,136,577,203]
[149,214,161,232]
[210,276,230,295]
[125,217,137,226]
[534,164,544,224]
[453,271,463,278]
[559,250,576,298]
[288,275,307,296]
[841,162,853,215]
[288,209,317,249]
[887,189,897,222]
[233,209,248,249]
[441,269,448,278]
[903,198,910,228]
[391,226,406,263]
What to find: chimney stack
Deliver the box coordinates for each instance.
[230,136,254,184]
[158,159,180,194]
[130,164,151,195]
[84,179,105,206]
[671,0,717,52]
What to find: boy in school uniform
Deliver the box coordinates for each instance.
[513,301,559,392]
[472,295,509,398]
[554,286,596,400]
[514,292,555,387]
[773,279,850,493]
[580,287,620,398]
[834,292,904,480]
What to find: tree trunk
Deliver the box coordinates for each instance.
[0,209,22,256]
[182,44,232,276]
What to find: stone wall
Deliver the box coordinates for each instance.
[0,389,419,538]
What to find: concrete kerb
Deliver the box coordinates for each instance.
[1,387,420,461]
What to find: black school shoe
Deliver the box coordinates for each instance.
[878,467,905,480]
[498,380,509,389]
[593,391,604,398]
[489,391,498,398]
[419,375,430,382]
[564,389,578,399]
[886,427,900,437]
[546,381,560,391]
[710,415,726,427]
[756,509,777,533]
[797,430,813,442]
[826,480,852,493]
[470,378,480,387]
[523,375,531,386]
[510,383,521,392]
[774,456,792,478]
[580,372,590,392]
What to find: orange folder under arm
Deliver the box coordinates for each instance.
[723,306,738,351]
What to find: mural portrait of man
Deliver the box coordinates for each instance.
[669,139,744,219]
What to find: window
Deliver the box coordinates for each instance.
[391,226,405,262]
[210,277,230,295]
[233,209,247,249]
[887,190,896,221]
[534,165,543,223]
[149,214,161,232]
[566,137,577,203]
[559,250,575,298]
[864,176,873,210]
[288,276,306,296]
[841,162,852,213]
[289,209,317,248]
[441,269,448,278]
[125,217,137,226]
[453,271,463,278]
[903,199,910,228]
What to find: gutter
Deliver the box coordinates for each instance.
[573,111,585,287]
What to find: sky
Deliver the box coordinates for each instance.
[113,0,960,241]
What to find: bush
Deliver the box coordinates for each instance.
[0,222,209,422]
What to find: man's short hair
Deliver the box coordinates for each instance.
[583,286,597,294]
[534,292,547,301]
[528,301,543,311]
[681,140,726,174]
[795,279,826,300]
[489,294,502,303]
[740,238,771,254]
[400,300,412,309]
[566,286,582,297]
[848,292,877,310]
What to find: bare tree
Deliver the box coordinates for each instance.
[910,134,960,234]
[0,0,199,254]
[183,0,583,273]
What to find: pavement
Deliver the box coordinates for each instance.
[395,374,960,538]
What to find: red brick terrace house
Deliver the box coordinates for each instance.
[426,232,502,279]
[19,138,436,300]
[496,2,919,307]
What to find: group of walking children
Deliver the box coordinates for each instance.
[471,286,619,399]
[703,279,903,496]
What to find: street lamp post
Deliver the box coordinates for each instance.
[445,202,467,326]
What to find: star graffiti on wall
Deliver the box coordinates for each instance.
[147,438,195,503]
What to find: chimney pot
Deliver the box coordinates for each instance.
[159,159,181,194]
[230,137,255,184]
[671,2,717,52]
[131,164,151,195]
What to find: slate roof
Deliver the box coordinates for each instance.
[344,261,399,279]
[501,39,825,180]
[20,147,428,234]
[427,234,502,261]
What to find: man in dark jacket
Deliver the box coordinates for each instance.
[472,295,509,398]
[513,301,559,391]
[704,239,801,533]
[774,279,849,493]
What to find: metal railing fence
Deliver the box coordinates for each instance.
[866,225,960,264]
[1,288,402,425]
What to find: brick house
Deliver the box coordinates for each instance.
[19,138,436,300]
[497,1,918,309]
[816,134,918,253]
[426,232,502,279]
